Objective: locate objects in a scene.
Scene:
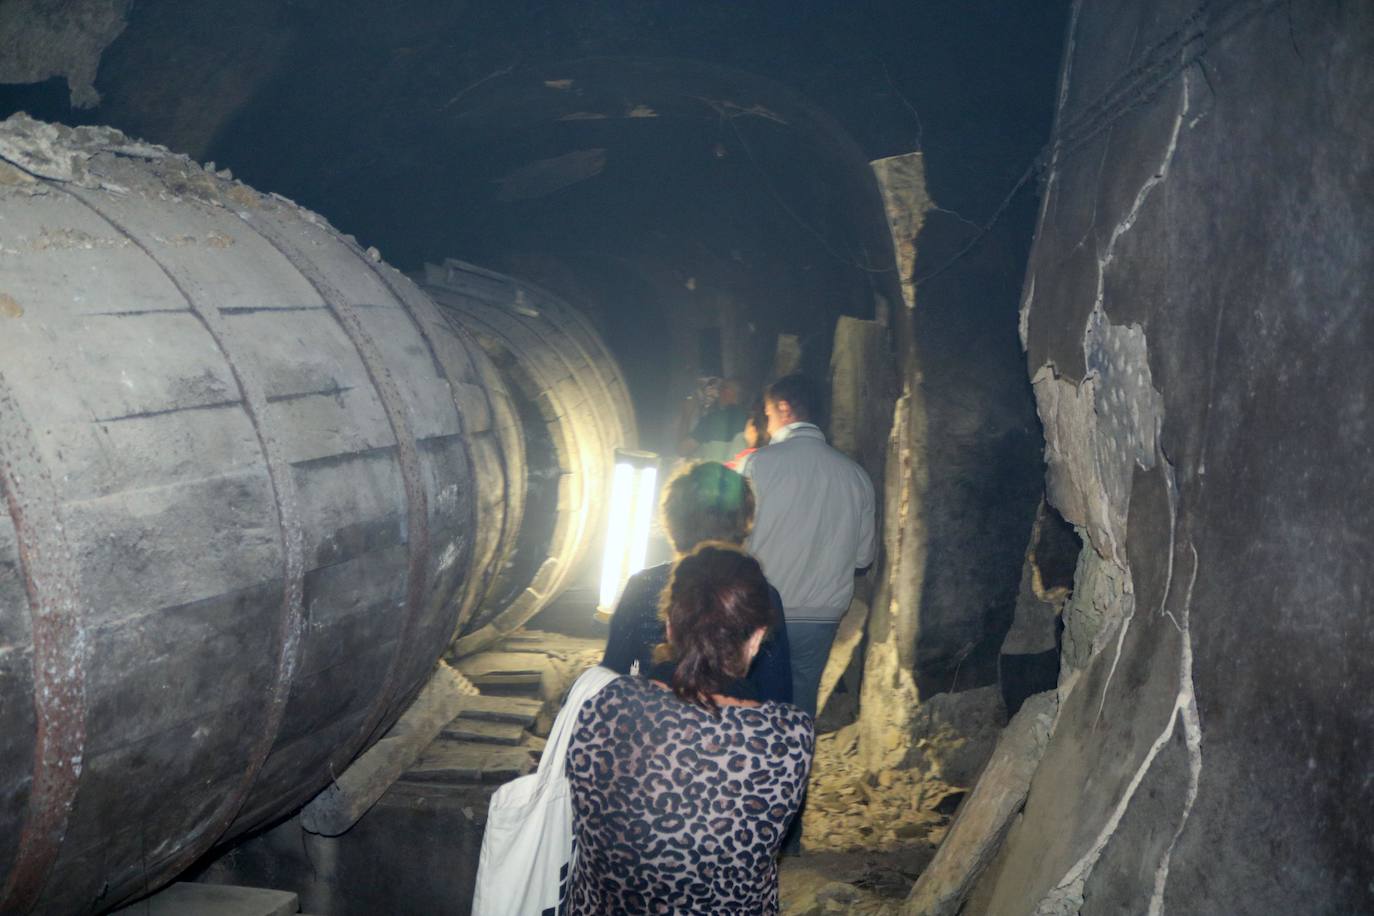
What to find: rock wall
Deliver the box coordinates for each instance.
[967,1,1374,913]
[0,0,129,108]
[874,152,1045,696]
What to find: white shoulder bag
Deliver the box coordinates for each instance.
[470,665,620,916]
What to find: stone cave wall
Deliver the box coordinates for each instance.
[965,1,1374,913]
[0,0,129,108]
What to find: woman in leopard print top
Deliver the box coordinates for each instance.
[565,544,814,914]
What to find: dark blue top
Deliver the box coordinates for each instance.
[601,561,793,704]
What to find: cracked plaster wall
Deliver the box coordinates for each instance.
[968,1,1374,913]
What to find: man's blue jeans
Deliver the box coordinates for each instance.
[781,619,838,853]
[786,619,841,718]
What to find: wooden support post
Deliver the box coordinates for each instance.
[301,663,479,837]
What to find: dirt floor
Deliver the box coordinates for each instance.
[779,850,919,915]
[777,721,960,914]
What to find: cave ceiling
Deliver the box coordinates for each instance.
[0,0,1068,440]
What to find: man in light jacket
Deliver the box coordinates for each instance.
[744,374,876,718]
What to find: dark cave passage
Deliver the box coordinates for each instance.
[1,2,1370,914]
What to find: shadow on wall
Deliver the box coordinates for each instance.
[912,185,1048,698]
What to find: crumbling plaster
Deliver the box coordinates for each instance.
[1008,79,1198,902]
[983,7,1200,914]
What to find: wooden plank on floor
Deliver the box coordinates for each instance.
[441,718,527,745]
[402,740,534,785]
[111,883,298,916]
[465,672,545,688]
[453,693,542,727]
[455,651,548,687]
[501,629,607,658]
[500,629,547,644]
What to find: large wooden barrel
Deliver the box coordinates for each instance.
[420,260,637,656]
[0,115,526,914]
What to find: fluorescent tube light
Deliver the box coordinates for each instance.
[598,449,660,614]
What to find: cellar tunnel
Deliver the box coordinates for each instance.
[2,1,1370,914]
[0,0,1057,461]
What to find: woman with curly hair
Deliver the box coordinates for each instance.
[566,544,814,914]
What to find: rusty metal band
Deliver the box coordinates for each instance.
[522,295,620,476]
[556,296,636,441]
[441,298,601,648]
[62,188,308,883]
[482,264,635,444]
[422,298,545,638]
[351,258,501,632]
[237,206,431,752]
[527,283,632,451]
[0,370,88,914]
[434,317,526,639]
[437,319,520,638]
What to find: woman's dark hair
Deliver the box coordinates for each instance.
[660,462,755,554]
[655,542,773,708]
[746,398,770,447]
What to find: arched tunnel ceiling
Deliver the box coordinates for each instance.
[0,0,1068,449]
[199,52,900,297]
[1,0,1067,268]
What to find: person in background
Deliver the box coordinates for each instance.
[725,398,770,472]
[566,544,814,915]
[672,375,721,458]
[678,377,747,461]
[601,461,792,703]
[743,373,876,719]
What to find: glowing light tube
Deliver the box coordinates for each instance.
[627,466,657,578]
[598,450,660,613]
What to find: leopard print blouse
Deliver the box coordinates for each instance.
[564,676,814,915]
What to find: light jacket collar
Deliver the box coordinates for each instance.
[770,421,824,445]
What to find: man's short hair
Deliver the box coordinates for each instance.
[660,462,755,554]
[765,374,822,423]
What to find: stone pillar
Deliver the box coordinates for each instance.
[857,386,928,772]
